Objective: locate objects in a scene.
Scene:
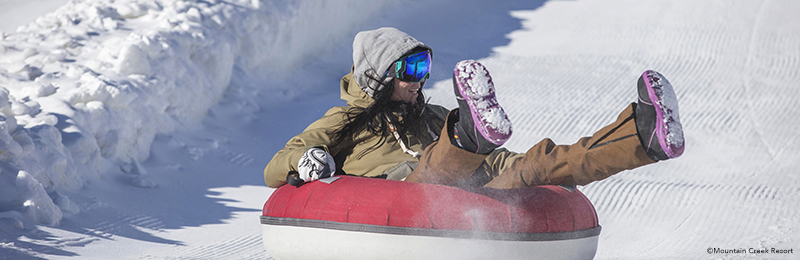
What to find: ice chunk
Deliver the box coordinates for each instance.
[20,84,57,98]
[115,44,151,76]
[15,171,62,226]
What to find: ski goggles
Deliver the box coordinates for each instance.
[391,51,431,83]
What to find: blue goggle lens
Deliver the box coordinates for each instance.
[395,51,431,83]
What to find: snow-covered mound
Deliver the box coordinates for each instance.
[0,0,396,226]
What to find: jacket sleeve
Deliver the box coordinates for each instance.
[263,107,347,188]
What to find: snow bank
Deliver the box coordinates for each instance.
[0,0,397,225]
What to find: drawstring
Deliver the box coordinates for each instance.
[385,115,425,159]
[387,122,421,158]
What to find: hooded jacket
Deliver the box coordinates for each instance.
[263,70,450,187]
[264,28,445,188]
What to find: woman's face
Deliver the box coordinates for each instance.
[391,78,421,104]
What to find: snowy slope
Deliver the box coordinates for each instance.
[0,0,72,33]
[1,0,799,259]
[425,1,800,258]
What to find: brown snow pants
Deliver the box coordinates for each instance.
[404,103,656,188]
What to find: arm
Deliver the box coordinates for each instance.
[263,107,347,188]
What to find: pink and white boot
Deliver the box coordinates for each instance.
[635,70,685,161]
[451,60,512,154]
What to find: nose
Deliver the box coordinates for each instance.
[399,80,420,89]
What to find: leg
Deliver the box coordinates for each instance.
[484,104,656,189]
[405,110,488,185]
[406,60,512,185]
[484,70,685,188]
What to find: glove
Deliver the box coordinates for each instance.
[297,148,336,183]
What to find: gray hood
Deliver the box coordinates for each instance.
[352,27,432,98]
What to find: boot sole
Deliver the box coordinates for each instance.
[641,70,684,158]
[454,60,512,146]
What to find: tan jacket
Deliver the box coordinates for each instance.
[264,70,453,187]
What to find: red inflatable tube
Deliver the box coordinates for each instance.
[261,176,601,259]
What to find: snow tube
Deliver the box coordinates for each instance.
[261,176,600,260]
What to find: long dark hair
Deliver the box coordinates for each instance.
[331,70,441,158]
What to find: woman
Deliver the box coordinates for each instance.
[263,27,684,189]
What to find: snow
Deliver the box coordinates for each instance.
[1,0,799,259]
[455,60,513,137]
[456,60,493,97]
[646,70,685,150]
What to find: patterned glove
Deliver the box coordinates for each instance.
[297,148,336,182]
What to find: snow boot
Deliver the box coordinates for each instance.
[450,60,512,155]
[635,70,685,161]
